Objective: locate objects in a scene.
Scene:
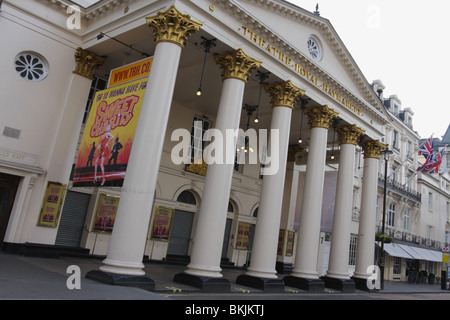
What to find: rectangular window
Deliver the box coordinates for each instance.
[407,141,413,159]
[428,192,433,212]
[189,116,210,163]
[387,203,395,227]
[348,234,358,266]
[83,76,107,124]
[403,209,410,231]
[447,202,450,220]
[393,257,401,275]
[393,130,399,150]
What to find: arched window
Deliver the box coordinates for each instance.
[176,190,196,205]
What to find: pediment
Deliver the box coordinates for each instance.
[213,0,389,120]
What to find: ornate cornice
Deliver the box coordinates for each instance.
[361,140,387,159]
[264,80,305,109]
[211,0,389,125]
[214,48,262,83]
[305,105,338,129]
[73,47,106,79]
[336,124,365,145]
[145,5,202,49]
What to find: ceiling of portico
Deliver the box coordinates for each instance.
[87,26,333,147]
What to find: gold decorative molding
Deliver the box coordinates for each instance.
[264,80,305,109]
[336,124,365,145]
[146,5,202,49]
[305,105,338,129]
[214,48,262,83]
[73,47,106,80]
[361,140,387,159]
[185,162,208,176]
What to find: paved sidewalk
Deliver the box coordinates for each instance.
[0,252,447,300]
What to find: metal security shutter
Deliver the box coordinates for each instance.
[167,210,194,255]
[55,191,90,247]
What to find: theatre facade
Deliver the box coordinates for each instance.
[0,0,392,292]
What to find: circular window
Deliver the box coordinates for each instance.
[307,36,322,62]
[14,52,49,81]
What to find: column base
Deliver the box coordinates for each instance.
[321,276,355,293]
[352,276,380,293]
[275,261,293,274]
[236,274,285,292]
[173,272,231,292]
[283,275,324,293]
[85,269,155,291]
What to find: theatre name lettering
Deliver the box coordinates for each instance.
[240,26,363,117]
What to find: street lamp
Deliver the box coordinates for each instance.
[380,147,393,290]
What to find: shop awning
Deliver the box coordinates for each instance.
[382,243,414,259]
[382,243,442,262]
[407,245,442,262]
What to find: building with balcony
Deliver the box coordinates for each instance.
[371,80,447,282]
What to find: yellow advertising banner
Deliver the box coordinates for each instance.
[92,193,120,233]
[236,222,251,250]
[37,182,66,228]
[151,206,174,241]
[108,57,153,88]
[72,77,148,187]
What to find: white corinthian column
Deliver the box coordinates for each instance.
[236,81,305,292]
[174,49,261,292]
[87,6,202,289]
[323,124,364,292]
[284,105,338,292]
[353,140,385,292]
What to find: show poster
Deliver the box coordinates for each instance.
[150,206,174,241]
[92,193,119,233]
[37,182,66,228]
[72,77,148,187]
[236,222,251,250]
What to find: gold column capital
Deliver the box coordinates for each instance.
[73,47,106,80]
[146,5,202,49]
[264,80,305,109]
[305,105,339,129]
[336,124,365,145]
[214,48,262,83]
[361,140,387,159]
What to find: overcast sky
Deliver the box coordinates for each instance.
[287,0,450,140]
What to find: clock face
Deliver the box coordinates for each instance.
[307,36,322,62]
[14,52,49,82]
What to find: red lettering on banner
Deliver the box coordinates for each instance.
[90,95,140,138]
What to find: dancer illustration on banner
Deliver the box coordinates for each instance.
[94,125,114,186]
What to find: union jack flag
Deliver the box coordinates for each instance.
[418,135,434,160]
[417,147,444,174]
